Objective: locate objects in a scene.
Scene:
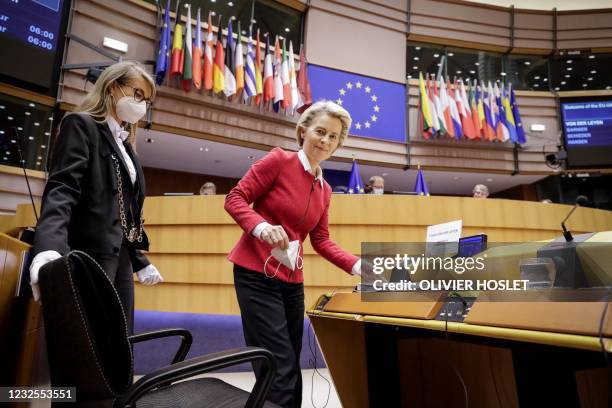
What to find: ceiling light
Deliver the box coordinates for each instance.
[566,67,572,71]
[561,81,567,85]
[590,70,597,74]
[415,46,421,50]
[25,112,31,116]
[7,116,13,120]
[228,1,234,5]
[543,78,548,82]
[28,136,34,140]
[534,76,540,80]
[588,77,593,81]
[413,57,419,61]
[28,103,35,107]
[251,19,256,24]
[524,61,531,66]
[607,86,611,90]
[456,70,462,74]
[437,63,441,67]
[447,52,454,57]
[284,27,290,32]
[48,116,53,120]
[0,105,4,109]
[588,55,595,59]
[44,131,50,136]
[500,72,506,76]
[413,66,418,70]
[530,124,546,132]
[34,122,40,126]
[565,74,571,78]
[0,130,3,134]
[475,62,480,66]
[10,139,16,143]
[407,75,412,79]
[17,126,22,130]
[36,162,41,166]
[37,156,42,160]
[533,84,539,88]
[469,70,475,74]
[554,87,560,91]
[433,53,439,58]
[566,59,572,63]
[582,84,588,87]
[41,145,46,148]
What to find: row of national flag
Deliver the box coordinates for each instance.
[418,73,526,144]
[154,1,312,113]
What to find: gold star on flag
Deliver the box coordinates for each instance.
[346,82,353,89]
[339,89,346,95]
[356,82,362,88]
[365,121,371,128]
[348,188,354,193]
[374,105,380,112]
[355,122,362,129]
[336,98,343,105]
[371,95,378,102]
[365,86,371,93]
[371,115,377,122]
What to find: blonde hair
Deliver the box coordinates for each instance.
[73,61,155,143]
[295,100,352,150]
[473,184,489,196]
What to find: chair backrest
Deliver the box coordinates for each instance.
[39,250,133,403]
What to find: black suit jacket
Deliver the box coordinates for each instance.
[33,113,150,272]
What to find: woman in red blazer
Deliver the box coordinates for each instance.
[225,100,361,408]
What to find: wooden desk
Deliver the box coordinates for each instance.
[308,292,612,408]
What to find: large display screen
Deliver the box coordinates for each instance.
[0,0,67,90]
[560,96,612,168]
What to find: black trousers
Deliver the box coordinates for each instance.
[233,264,305,408]
[92,245,135,334]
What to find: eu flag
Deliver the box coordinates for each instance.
[347,160,365,194]
[309,65,406,143]
[414,168,430,196]
[154,0,171,85]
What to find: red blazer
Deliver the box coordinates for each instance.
[224,148,358,283]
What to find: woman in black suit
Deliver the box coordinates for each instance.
[29,61,163,332]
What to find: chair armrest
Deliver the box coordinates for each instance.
[115,347,276,408]
[128,328,192,364]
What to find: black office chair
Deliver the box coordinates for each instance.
[39,250,279,408]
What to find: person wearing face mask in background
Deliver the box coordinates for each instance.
[365,175,385,195]
[29,61,163,333]
[224,100,361,408]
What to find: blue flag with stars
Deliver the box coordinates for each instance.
[309,65,406,143]
[414,168,430,196]
[154,0,171,85]
[347,159,365,194]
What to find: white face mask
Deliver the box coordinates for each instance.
[373,188,384,195]
[115,88,147,124]
[264,240,303,278]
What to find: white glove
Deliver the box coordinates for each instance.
[352,259,362,276]
[29,250,62,303]
[136,264,164,285]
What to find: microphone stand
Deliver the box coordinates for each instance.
[561,206,578,242]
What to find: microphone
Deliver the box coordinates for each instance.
[561,195,588,242]
[12,127,38,244]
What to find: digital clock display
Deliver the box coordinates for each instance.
[0,0,66,89]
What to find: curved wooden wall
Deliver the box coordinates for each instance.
[7,195,610,315]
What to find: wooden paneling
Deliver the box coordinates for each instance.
[4,196,612,315]
[143,167,239,196]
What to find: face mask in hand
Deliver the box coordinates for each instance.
[264,240,303,278]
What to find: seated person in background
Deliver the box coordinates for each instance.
[541,198,553,204]
[472,184,489,199]
[199,182,217,195]
[365,175,385,195]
